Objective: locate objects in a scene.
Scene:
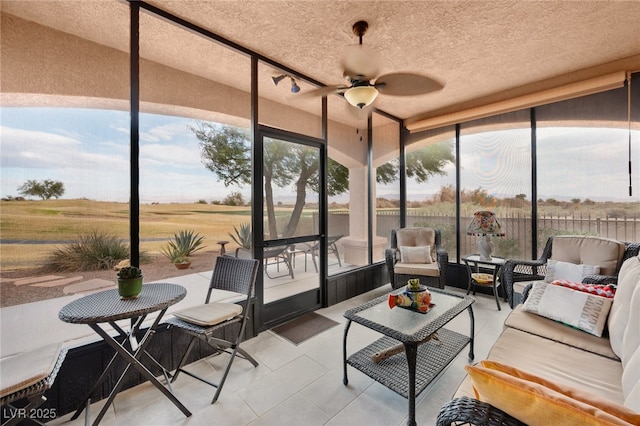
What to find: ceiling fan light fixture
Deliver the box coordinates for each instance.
[344,85,378,109]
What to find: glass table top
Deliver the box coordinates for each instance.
[344,288,474,342]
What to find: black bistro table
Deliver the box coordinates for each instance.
[58,283,191,425]
[462,254,507,310]
[343,288,475,426]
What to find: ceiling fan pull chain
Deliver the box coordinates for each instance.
[627,72,633,197]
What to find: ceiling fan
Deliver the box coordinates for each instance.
[305,20,444,110]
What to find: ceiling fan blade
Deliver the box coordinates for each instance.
[375,72,444,96]
[298,85,348,98]
[341,44,379,80]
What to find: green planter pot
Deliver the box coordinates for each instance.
[117,277,143,299]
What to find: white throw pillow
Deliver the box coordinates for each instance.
[399,245,432,264]
[522,281,612,337]
[544,259,600,283]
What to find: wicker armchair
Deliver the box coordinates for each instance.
[385,228,448,289]
[436,396,525,426]
[503,236,639,308]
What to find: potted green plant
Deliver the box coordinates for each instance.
[173,255,191,270]
[161,229,204,269]
[116,266,143,299]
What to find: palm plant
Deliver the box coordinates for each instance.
[229,223,252,249]
[161,229,205,262]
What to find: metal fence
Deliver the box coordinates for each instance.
[327,210,639,260]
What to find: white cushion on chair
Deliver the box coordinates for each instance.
[173,303,242,326]
[0,343,63,399]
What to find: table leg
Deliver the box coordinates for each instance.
[342,320,352,386]
[491,267,501,310]
[467,305,475,360]
[403,343,418,426]
[86,313,191,425]
[69,327,134,421]
[464,260,473,295]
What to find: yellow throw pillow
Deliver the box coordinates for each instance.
[465,360,640,426]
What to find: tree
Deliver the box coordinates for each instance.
[375,141,455,185]
[17,179,65,200]
[194,122,454,238]
[193,123,251,187]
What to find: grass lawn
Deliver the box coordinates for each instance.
[1,199,253,270]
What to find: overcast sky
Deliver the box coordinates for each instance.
[1,107,638,203]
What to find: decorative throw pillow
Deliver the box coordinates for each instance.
[465,360,640,426]
[522,281,612,337]
[545,259,600,283]
[398,245,432,264]
[551,279,616,298]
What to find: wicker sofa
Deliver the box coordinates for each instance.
[384,228,448,290]
[503,236,640,308]
[437,254,640,425]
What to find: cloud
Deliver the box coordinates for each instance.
[140,122,190,143]
[141,143,202,168]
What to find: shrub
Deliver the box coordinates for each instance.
[161,229,205,262]
[223,191,244,206]
[45,231,129,271]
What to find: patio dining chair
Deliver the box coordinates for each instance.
[305,235,344,270]
[166,255,260,404]
[263,245,295,279]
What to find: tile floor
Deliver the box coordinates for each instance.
[50,286,511,426]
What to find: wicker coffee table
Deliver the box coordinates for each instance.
[343,288,475,426]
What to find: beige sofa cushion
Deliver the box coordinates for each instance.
[455,327,625,404]
[396,228,436,259]
[609,256,640,358]
[625,380,640,412]
[393,261,439,277]
[397,227,435,247]
[551,236,625,276]
[620,271,640,368]
[504,305,618,359]
[513,279,536,297]
[622,349,640,410]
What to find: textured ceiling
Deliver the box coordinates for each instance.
[3,0,640,126]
